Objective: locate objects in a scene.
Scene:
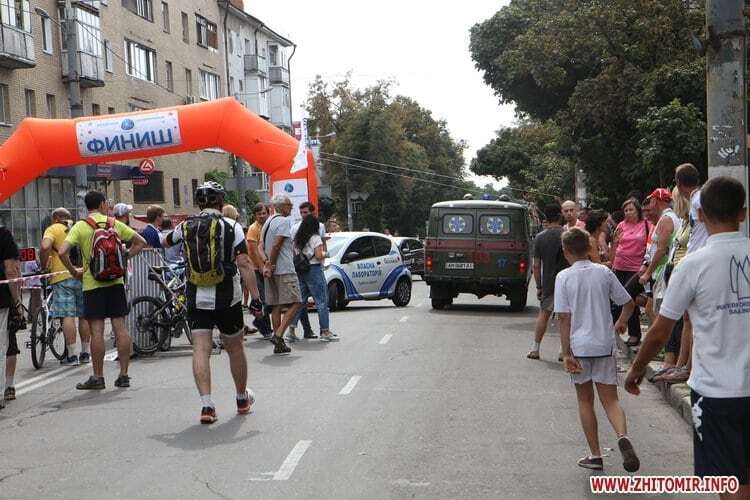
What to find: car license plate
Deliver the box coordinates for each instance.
[445,262,474,270]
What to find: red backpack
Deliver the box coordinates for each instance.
[85,216,126,281]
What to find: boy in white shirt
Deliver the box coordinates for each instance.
[555,228,639,472]
[626,176,750,499]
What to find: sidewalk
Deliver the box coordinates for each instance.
[617,336,693,428]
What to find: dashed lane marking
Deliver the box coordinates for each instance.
[338,375,362,395]
[273,440,312,481]
[379,334,393,345]
[399,315,409,323]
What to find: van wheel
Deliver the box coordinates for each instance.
[392,278,412,307]
[328,282,343,311]
[431,298,451,310]
[509,286,528,312]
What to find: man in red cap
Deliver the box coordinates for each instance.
[639,189,681,312]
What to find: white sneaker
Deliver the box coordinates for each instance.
[320,331,338,342]
[285,327,299,343]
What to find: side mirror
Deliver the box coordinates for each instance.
[343,251,360,263]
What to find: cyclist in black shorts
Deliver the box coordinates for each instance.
[164,181,262,424]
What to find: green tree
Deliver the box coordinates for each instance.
[469,0,707,208]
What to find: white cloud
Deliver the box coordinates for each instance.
[248,1,515,190]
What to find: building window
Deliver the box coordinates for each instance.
[191,179,198,206]
[181,11,189,43]
[133,171,164,203]
[161,1,169,32]
[24,89,35,117]
[42,16,53,54]
[268,44,278,66]
[229,76,234,95]
[122,0,153,21]
[172,178,180,206]
[108,106,115,114]
[104,39,113,72]
[228,30,233,53]
[185,68,193,95]
[0,0,31,32]
[165,60,173,91]
[92,103,100,115]
[238,79,243,92]
[45,94,56,119]
[199,70,219,100]
[128,103,146,112]
[195,15,217,49]
[0,84,9,123]
[125,39,156,82]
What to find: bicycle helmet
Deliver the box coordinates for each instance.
[194,181,226,207]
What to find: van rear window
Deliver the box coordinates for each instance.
[442,214,473,234]
[479,215,511,235]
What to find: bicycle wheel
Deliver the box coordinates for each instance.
[30,308,47,369]
[48,320,67,360]
[157,319,173,352]
[130,296,165,355]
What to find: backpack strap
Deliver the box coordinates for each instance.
[261,215,280,247]
[84,216,99,230]
[105,217,115,229]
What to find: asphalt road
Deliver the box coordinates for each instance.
[0,281,693,499]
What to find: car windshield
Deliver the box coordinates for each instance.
[326,236,348,257]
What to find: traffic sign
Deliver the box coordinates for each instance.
[139,158,155,174]
[132,177,149,186]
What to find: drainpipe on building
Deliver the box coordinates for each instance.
[64,1,87,218]
[286,44,296,135]
[221,0,246,222]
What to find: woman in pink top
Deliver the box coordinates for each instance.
[610,198,650,345]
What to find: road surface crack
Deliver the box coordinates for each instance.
[193,472,230,500]
[0,467,30,484]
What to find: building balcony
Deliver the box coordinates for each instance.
[243,54,267,75]
[62,51,105,88]
[269,66,289,86]
[0,24,35,69]
[237,92,269,119]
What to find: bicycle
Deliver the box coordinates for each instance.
[25,280,68,369]
[130,262,192,354]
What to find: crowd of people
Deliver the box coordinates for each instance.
[529,163,749,497]
[0,182,337,424]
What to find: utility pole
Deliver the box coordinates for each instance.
[345,164,353,230]
[706,0,747,235]
[64,0,87,218]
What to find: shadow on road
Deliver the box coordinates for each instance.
[149,417,260,451]
[259,355,303,366]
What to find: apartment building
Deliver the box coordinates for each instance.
[221,0,292,197]
[0,0,229,247]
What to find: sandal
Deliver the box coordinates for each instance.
[527,350,540,360]
[649,366,675,383]
[661,367,690,383]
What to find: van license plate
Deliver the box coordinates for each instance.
[446,262,474,270]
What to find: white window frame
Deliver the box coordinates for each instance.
[125,39,157,83]
[104,39,113,72]
[41,16,54,54]
[199,70,219,101]
[195,15,217,49]
[161,1,169,32]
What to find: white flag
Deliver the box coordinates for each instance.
[290,119,308,173]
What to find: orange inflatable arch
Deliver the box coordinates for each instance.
[0,97,317,207]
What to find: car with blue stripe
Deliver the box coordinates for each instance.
[324,232,412,310]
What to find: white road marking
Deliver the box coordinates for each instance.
[16,348,117,396]
[379,334,392,345]
[338,375,362,395]
[104,351,118,361]
[399,315,409,323]
[273,440,312,481]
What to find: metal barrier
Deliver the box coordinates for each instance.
[126,248,166,337]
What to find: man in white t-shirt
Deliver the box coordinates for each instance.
[675,163,708,253]
[555,228,638,473]
[626,176,750,495]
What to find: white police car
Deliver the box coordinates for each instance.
[324,232,412,310]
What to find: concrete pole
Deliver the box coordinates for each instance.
[65,1,87,218]
[706,0,748,235]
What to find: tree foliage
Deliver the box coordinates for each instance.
[469,0,707,208]
[306,76,473,236]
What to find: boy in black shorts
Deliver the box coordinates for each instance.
[627,176,750,499]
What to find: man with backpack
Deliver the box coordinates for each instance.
[58,191,146,390]
[164,181,263,424]
[39,208,92,366]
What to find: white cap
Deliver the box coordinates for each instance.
[113,203,133,217]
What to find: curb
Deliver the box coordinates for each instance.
[617,336,693,428]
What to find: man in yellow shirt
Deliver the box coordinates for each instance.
[58,191,146,390]
[246,203,272,338]
[40,208,92,365]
